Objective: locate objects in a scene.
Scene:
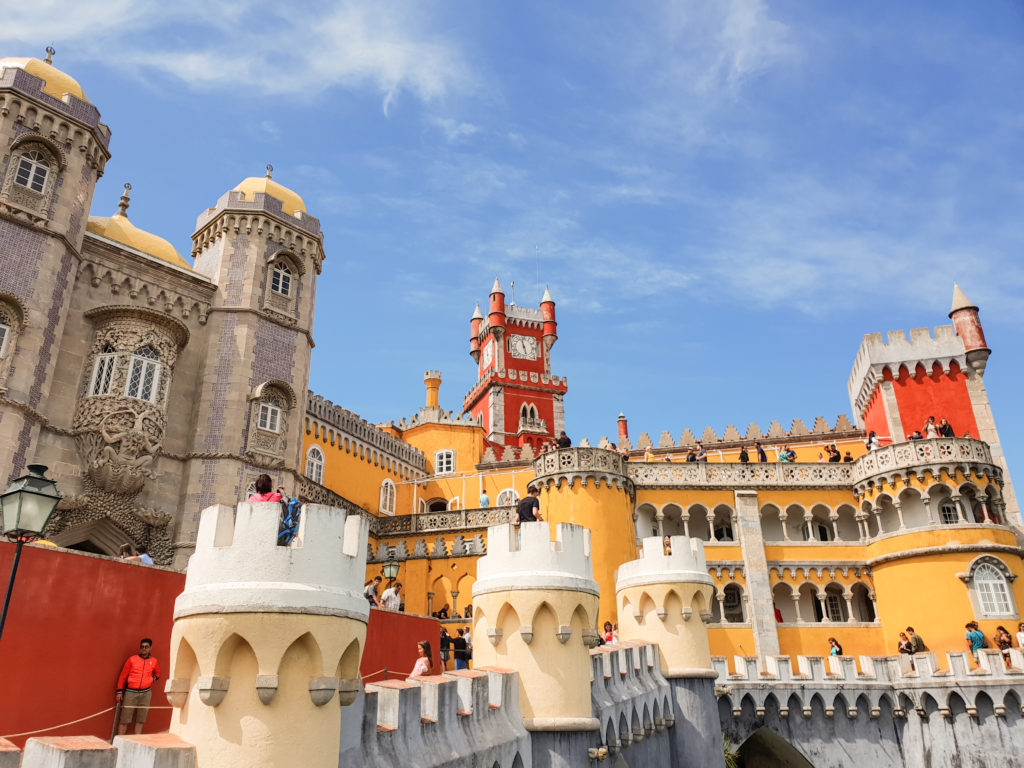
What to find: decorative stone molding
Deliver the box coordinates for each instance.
[307,393,425,469]
[309,677,339,707]
[852,437,998,493]
[532,447,633,495]
[631,461,854,489]
[255,674,279,704]
[197,676,230,707]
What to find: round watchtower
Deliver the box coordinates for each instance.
[165,502,369,768]
[472,522,601,732]
[531,447,636,623]
[615,535,715,675]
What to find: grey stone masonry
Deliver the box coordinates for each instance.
[733,490,780,660]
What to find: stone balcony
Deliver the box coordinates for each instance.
[367,506,515,537]
[850,437,998,493]
[629,460,853,489]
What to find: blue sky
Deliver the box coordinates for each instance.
[4,2,1023,472]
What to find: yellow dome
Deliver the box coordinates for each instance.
[0,55,88,103]
[87,211,191,270]
[233,175,306,216]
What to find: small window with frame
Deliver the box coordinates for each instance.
[90,344,117,396]
[258,402,282,433]
[434,449,455,475]
[271,262,292,297]
[14,150,49,193]
[125,347,160,402]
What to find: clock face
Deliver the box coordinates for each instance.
[508,334,538,360]
[481,340,493,368]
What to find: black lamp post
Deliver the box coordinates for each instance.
[381,554,400,588]
[0,464,62,641]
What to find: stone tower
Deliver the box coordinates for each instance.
[0,52,110,483]
[472,521,601,731]
[463,280,568,450]
[615,535,724,768]
[530,446,636,622]
[173,170,325,565]
[165,501,368,768]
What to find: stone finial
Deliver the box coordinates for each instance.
[701,426,718,443]
[658,431,674,448]
[265,163,273,179]
[722,424,742,441]
[636,432,653,449]
[745,423,761,440]
[491,277,503,294]
[679,429,697,446]
[44,45,56,64]
[834,414,855,431]
[790,418,809,436]
[471,303,484,320]
[950,283,976,313]
[117,182,132,216]
[767,420,786,438]
[811,416,831,434]
[541,285,553,302]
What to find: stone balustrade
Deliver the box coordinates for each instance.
[629,460,853,488]
[532,446,631,484]
[850,437,997,489]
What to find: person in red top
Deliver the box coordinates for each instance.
[116,638,161,734]
[248,473,284,502]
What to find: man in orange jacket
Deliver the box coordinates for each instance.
[115,638,161,735]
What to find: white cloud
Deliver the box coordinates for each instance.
[0,0,472,110]
[429,117,480,143]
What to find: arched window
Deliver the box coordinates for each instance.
[722,584,745,623]
[271,262,292,297]
[0,322,9,358]
[521,404,528,419]
[496,488,520,507]
[974,563,1013,615]
[14,150,49,193]
[125,346,160,402]
[89,343,117,396]
[939,500,960,525]
[305,445,324,485]
[434,449,455,475]
[530,405,538,420]
[379,479,396,515]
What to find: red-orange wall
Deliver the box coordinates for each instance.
[861,386,891,443]
[0,543,184,747]
[361,609,441,683]
[893,362,978,438]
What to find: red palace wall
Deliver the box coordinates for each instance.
[861,387,891,444]
[0,543,441,746]
[0,542,184,747]
[891,362,978,439]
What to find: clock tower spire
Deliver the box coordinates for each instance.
[463,283,567,449]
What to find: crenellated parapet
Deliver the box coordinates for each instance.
[616,537,716,676]
[306,391,426,470]
[167,502,370,768]
[625,414,860,454]
[590,642,674,756]
[847,325,966,424]
[472,522,601,731]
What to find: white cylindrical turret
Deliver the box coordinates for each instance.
[615,535,715,676]
[472,522,601,732]
[167,502,369,768]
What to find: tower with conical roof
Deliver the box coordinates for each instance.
[463,280,567,449]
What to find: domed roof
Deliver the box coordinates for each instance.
[233,167,306,216]
[0,50,88,103]
[87,185,190,270]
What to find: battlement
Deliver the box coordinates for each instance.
[615,536,713,591]
[621,414,860,454]
[307,392,426,469]
[194,188,322,235]
[174,502,370,621]
[380,408,482,431]
[847,325,967,420]
[590,642,674,751]
[473,522,598,598]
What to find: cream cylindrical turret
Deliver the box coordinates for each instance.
[166,502,369,768]
[615,535,715,676]
[472,522,601,732]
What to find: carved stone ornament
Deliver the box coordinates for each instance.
[197,676,230,707]
[487,627,503,646]
[555,625,572,644]
[519,626,534,645]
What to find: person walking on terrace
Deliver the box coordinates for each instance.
[380,581,402,611]
[452,628,469,670]
[116,638,161,735]
[364,575,383,608]
[965,621,985,663]
[907,627,926,654]
[756,442,767,463]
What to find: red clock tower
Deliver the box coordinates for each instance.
[463,280,567,450]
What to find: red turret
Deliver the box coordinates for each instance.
[949,284,991,375]
[469,304,483,362]
[617,413,629,445]
[488,278,506,333]
[540,285,557,344]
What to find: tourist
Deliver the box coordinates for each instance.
[516,488,542,522]
[380,581,402,612]
[866,432,881,451]
[897,632,913,657]
[135,546,154,565]
[409,640,435,678]
[1017,622,1024,650]
[843,451,854,462]
[779,446,790,463]
[817,452,826,463]
[555,431,572,448]
[685,448,697,462]
[363,576,383,608]
[908,430,923,440]
[907,627,926,654]
[994,626,1013,668]
[755,442,767,463]
[828,637,843,656]
[115,638,161,735]
[828,445,841,462]
[464,604,473,619]
[738,446,749,463]
[439,628,451,669]
[612,623,619,641]
[965,621,985,662]
[452,628,469,670]
[119,544,134,559]
[479,489,490,508]
[695,444,708,462]
[437,604,450,619]
[939,418,955,438]
[922,416,939,439]
[663,535,672,555]
[248,474,284,502]
[602,621,614,643]
[464,626,473,665]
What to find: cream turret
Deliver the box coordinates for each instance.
[615,535,715,675]
[166,502,369,768]
[472,522,601,732]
